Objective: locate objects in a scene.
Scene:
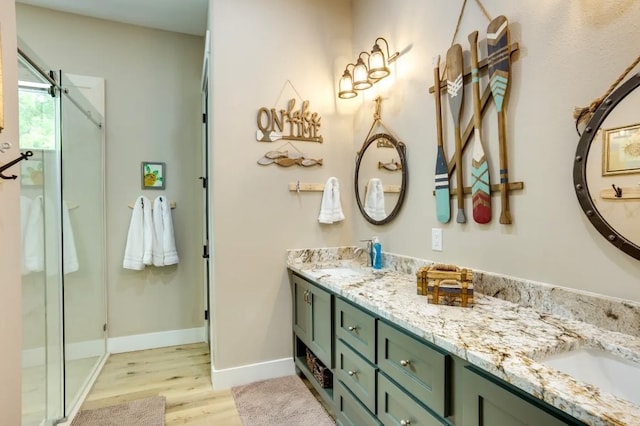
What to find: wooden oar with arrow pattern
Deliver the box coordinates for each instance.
[487,15,512,224]
[468,31,491,224]
[446,44,466,223]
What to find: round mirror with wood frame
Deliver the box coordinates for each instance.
[573,73,640,260]
[355,133,408,225]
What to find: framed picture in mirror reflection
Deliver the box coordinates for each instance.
[602,123,640,176]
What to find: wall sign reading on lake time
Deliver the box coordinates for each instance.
[256,98,322,143]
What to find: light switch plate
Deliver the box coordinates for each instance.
[432,228,443,251]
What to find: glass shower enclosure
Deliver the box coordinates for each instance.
[18,46,107,426]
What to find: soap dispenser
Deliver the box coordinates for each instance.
[372,236,382,269]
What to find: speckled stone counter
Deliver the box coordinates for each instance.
[287,247,640,426]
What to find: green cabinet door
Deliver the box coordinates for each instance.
[292,275,310,343]
[462,366,585,426]
[292,274,333,368]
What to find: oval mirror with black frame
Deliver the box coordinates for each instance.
[573,72,640,260]
[355,132,408,225]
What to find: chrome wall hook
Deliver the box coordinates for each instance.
[0,151,33,180]
[0,142,12,154]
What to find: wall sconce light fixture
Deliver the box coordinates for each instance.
[338,37,399,99]
[338,64,357,99]
[353,53,372,90]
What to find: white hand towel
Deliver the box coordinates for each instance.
[364,178,386,220]
[142,197,153,266]
[153,196,179,266]
[123,196,152,270]
[318,177,345,224]
[23,196,45,274]
[329,178,345,223]
[21,196,32,275]
[152,197,164,267]
[62,201,79,274]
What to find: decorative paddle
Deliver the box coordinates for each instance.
[446,44,466,223]
[468,31,491,224]
[487,15,512,224]
[433,56,450,223]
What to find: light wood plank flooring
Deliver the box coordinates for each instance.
[80,343,242,425]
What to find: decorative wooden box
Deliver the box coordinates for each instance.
[305,348,332,388]
[417,263,474,307]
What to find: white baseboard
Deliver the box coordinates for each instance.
[23,327,206,367]
[23,339,105,368]
[107,327,206,354]
[211,357,295,390]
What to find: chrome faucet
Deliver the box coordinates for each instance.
[355,239,373,266]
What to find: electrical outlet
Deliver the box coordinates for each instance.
[432,228,443,251]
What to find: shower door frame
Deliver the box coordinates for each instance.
[18,48,108,426]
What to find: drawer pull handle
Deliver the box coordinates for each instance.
[400,359,410,367]
[347,326,358,332]
[400,420,411,426]
[347,370,357,376]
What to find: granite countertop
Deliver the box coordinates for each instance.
[287,247,640,426]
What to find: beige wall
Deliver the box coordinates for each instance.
[209,0,354,369]
[210,0,640,374]
[349,0,640,302]
[0,1,22,423]
[17,5,205,338]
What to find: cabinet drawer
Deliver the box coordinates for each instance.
[335,380,382,426]
[377,321,450,418]
[377,373,447,426]
[335,339,377,413]
[335,298,376,363]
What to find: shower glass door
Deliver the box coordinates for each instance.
[19,48,107,425]
[58,70,107,414]
[18,54,65,426]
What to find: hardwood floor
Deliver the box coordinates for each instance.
[80,343,242,425]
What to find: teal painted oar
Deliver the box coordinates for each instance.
[487,15,512,224]
[446,44,466,223]
[468,31,491,224]
[433,56,450,223]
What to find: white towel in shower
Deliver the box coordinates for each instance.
[20,195,39,275]
[318,177,345,224]
[62,201,79,274]
[21,197,79,274]
[123,196,153,270]
[364,178,386,220]
[152,196,179,266]
[23,196,44,274]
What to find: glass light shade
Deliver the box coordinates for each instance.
[338,71,357,99]
[352,58,372,90]
[368,47,390,80]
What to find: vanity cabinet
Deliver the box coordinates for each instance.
[289,269,587,425]
[292,274,332,368]
[461,365,585,426]
[291,273,334,406]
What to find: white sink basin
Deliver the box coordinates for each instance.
[541,347,640,406]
